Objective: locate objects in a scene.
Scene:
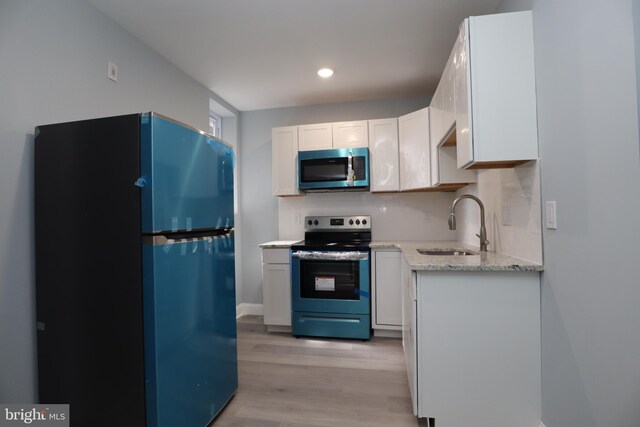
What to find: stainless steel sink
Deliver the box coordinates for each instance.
[417,249,478,256]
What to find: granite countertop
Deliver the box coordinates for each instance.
[259,240,301,249]
[370,240,543,272]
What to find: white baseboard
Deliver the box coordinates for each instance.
[236,303,263,318]
[373,329,402,338]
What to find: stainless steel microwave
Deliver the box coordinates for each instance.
[298,148,369,192]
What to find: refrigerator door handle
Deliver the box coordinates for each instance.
[143,230,233,247]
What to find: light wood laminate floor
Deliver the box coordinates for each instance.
[213,315,417,427]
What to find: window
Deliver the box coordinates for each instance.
[209,111,222,138]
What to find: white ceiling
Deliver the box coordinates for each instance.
[86,0,502,112]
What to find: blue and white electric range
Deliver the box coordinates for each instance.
[290,215,371,340]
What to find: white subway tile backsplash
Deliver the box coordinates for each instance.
[456,161,542,264]
[276,162,542,265]
[515,161,538,180]
[278,191,457,242]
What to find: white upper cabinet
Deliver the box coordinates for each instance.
[368,118,400,192]
[298,123,332,151]
[430,48,455,150]
[399,107,431,191]
[454,21,473,169]
[455,11,539,169]
[442,48,456,138]
[332,121,368,149]
[433,145,476,187]
[429,80,445,150]
[429,85,445,187]
[428,49,476,189]
[299,121,367,150]
[271,126,299,196]
[429,115,476,188]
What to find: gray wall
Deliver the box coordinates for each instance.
[0,0,234,402]
[239,97,428,304]
[635,0,640,159]
[496,0,532,13]
[522,0,640,426]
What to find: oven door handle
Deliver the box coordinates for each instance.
[291,251,369,261]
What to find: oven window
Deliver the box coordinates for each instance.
[300,260,360,300]
[300,158,348,182]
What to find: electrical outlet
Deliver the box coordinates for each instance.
[108,61,118,82]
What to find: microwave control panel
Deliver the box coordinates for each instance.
[352,157,367,181]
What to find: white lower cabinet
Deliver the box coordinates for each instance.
[401,256,418,415]
[261,248,292,329]
[403,270,541,426]
[371,249,402,331]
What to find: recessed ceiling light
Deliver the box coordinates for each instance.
[317,68,334,78]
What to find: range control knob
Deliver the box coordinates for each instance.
[356,219,361,225]
[349,219,354,225]
[307,219,313,225]
[314,220,319,225]
[362,219,367,225]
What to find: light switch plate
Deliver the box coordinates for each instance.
[545,201,557,229]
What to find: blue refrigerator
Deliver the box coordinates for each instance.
[35,113,238,427]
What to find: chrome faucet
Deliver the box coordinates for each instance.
[449,194,489,252]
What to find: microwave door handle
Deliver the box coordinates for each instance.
[347,153,355,186]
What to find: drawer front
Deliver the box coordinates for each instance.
[292,312,370,340]
[262,248,290,264]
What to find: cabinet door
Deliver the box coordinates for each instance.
[368,118,400,192]
[272,126,299,196]
[373,250,402,328]
[467,11,539,166]
[455,12,539,169]
[442,48,456,136]
[398,107,431,191]
[429,78,445,148]
[262,263,292,326]
[401,257,417,416]
[332,121,368,148]
[415,271,541,425]
[298,123,332,151]
[429,106,442,187]
[454,18,474,169]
